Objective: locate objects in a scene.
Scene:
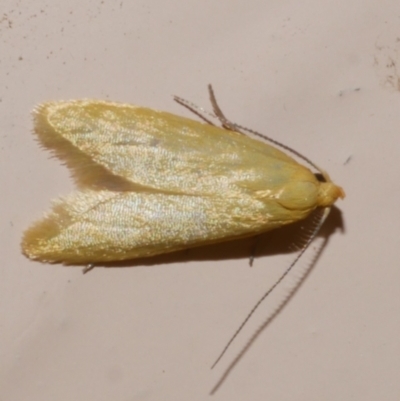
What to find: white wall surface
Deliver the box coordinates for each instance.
[1,1,399,400]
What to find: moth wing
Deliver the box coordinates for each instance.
[22,189,298,264]
[34,100,307,196]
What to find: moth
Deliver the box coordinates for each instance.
[22,86,344,265]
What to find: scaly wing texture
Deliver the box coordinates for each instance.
[23,100,334,263]
[34,100,314,197]
[22,189,305,264]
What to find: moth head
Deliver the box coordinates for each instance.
[316,180,345,207]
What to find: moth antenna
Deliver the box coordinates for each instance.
[174,87,335,367]
[208,84,237,131]
[173,95,217,126]
[210,210,330,395]
[176,86,325,178]
[207,85,329,181]
[211,206,331,369]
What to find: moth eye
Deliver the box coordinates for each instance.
[314,173,326,182]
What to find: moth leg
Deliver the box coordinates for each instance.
[82,263,95,274]
[249,235,262,267]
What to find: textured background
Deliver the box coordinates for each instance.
[1,1,399,400]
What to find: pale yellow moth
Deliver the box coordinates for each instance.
[22,86,344,265]
[22,86,345,380]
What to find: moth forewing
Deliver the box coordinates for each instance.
[22,91,344,264]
